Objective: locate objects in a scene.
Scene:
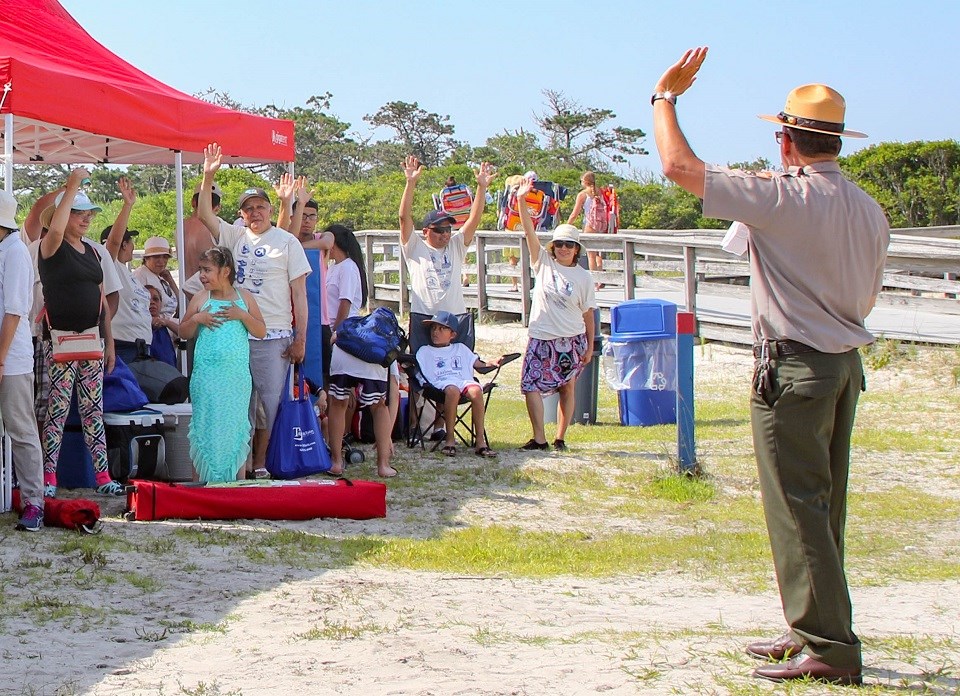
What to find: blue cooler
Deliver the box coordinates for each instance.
[608,299,678,426]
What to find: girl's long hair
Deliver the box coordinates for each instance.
[582,170,599,198]
[326,223,368,306]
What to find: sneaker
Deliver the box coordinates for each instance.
[553,439,567,452]
[429,428,447,442]
[16,503,44,532]
[520,438,549,451]
[44,484,57,498]
[96,480,125,496]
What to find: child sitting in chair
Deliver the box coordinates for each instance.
[416,311,500,458]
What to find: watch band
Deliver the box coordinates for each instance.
[651,91,677,106]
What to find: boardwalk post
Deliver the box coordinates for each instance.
[682,245,697,335]
[476,236,487,323]
[365,234,375,313]
[676,311,696,473]
[623,239,636,300]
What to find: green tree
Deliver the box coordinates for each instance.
[534,89,648,169]
[364,101,459,167]
[840,140,960,227]
[263,93,369,183]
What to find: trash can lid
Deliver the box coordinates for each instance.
[611,299,678,336]
[608,330,675,342]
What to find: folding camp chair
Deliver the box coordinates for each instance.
[400,352,520,451]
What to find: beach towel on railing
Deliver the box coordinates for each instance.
[433,183,473,228]
[601,186,620,234]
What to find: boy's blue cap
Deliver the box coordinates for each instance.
[422,310,459,333]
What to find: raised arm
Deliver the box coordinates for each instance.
[398,155,423,245]
[40,168,88,260]
[274,173,296,231]
[104,177,137,261]
[516,176,541,267]
[653,47,709,198]
[24,188,62,242]
[283,176,311,237]
[460,162,496,247]
[198,143,224,240]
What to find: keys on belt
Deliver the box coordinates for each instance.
[752,339,818,359]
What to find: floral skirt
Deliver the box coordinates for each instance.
[520,334,587,395]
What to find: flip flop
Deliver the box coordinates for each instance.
[441,445,456,457]
[475,446,497,458]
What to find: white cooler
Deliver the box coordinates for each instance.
[147,403,195,481]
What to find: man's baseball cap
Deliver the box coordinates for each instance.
[99,225,137,243]
[421,209,457,229]
[422,310,459,333]
[238,188,271,209]
[193,181,223,197]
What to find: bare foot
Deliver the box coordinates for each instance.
[378,465,398,478]
[329,462,344,476]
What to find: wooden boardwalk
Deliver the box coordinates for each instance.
[360,228,960,347]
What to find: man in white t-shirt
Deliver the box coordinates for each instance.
[398,155,496,354]
[0,192,46,531]
[198,143,312,479]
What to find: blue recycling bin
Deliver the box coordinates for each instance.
[608,299,678,426]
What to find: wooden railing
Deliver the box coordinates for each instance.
[358,228,960,346]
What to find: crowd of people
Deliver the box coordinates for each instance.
[0,52,893,685]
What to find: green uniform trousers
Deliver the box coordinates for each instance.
[750,347,863,668]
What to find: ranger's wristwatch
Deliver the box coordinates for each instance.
[651,91,677,106]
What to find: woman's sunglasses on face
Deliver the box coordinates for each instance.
[553,240,578,249]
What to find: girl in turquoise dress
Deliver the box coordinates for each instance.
[179,246,266,482]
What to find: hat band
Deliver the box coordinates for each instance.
[779,111,844,134]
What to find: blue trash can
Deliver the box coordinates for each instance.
[606,299,678,426]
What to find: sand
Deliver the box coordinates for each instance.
[1,324,957,696]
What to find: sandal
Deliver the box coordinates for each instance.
[475,446,497,458]
[441,445,457,457]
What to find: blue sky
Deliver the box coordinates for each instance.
[62,0,960,177]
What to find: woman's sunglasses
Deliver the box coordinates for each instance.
[553,240,578,249]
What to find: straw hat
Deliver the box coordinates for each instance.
[142,236,172,258]
[758,84,866,138]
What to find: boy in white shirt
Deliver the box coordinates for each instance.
[415,311,501,458]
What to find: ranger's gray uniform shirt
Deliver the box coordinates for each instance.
[703,161,889,353]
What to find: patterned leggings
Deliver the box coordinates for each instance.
[42,352,110,487]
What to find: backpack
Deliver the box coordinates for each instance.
[584,194,609,232]
[335,307,407,368]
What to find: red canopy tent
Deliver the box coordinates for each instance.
[0,0,295,167]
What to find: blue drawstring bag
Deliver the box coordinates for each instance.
[266,366,332,479]
[104,357,149,412]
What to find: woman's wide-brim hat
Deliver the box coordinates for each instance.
[758,83,867,138]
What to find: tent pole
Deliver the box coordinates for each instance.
[174,150,185,316]
[3,114,12,194]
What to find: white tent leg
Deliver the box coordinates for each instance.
[174,150,185,314]
[3,113,13,194]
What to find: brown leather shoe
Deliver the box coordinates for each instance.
[753,654,862,685]
[745,632,803,661]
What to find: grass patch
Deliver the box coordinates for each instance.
[358,525,771,581]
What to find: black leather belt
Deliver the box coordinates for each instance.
[752,339,819,359]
